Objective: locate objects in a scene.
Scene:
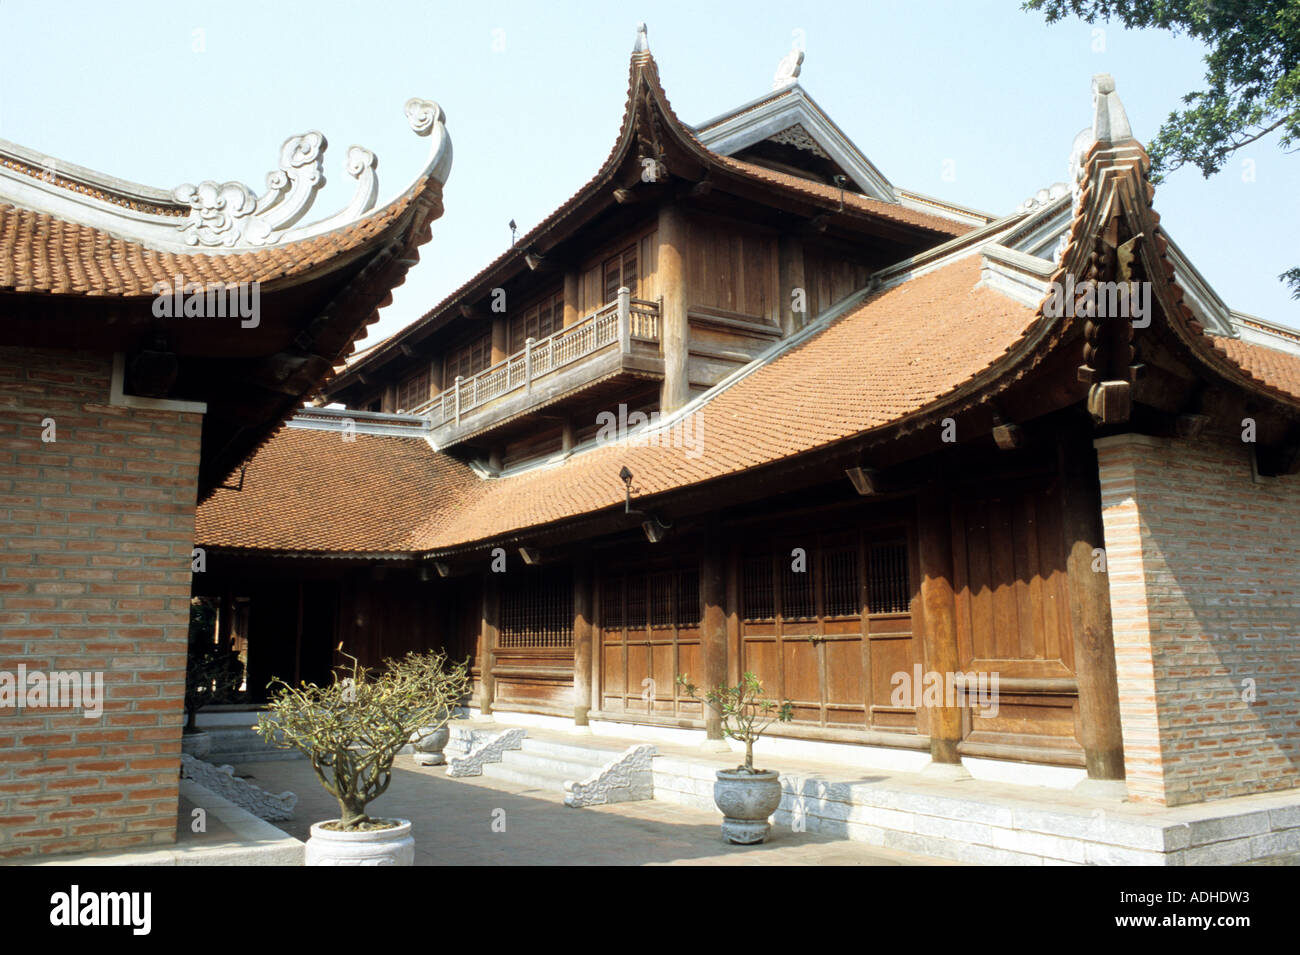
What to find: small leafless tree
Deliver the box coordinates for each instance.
[677,671,793,773]
[257,650,470,829]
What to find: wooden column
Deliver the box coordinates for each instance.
[573,559,593,726]
[479,574,500,715]
[778,235,806,336]
[1062,437,1125,780]
[563,270,581,327]
[700,529,727,741]
[917,485,963,763]
[490,316,509,365]
[657,202,690,413]
[725,543,741,686]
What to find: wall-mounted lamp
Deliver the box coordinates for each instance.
[519,546,542,565]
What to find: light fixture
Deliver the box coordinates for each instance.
[519,546,542,565]
[641,516,672,543]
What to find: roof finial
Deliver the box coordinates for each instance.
[772,41,804,91]
[633,22,649,53]
[1091,73,1132,144]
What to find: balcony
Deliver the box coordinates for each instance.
[412,287,663,448]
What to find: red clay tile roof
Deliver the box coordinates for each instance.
[717,157,970,236]
[0,189,417,297]
[196,428,480,554]
[197,255,1042,553]
[1209,335,1300,403]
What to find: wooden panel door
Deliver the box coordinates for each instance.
[738,529,917,733]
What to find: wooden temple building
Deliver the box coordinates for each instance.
[192,29,1300,810]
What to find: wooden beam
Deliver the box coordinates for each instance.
[1060,437,1125,780]
[573,558,593,726]
[658,202,690,413]
[916,485,963,764]
[479,575,500,715]
[700,526,727,741]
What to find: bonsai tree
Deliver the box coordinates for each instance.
[256,649,470,830]
[183,598,242,733]
[677,671,793,773]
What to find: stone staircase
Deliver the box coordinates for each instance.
[444,723,655,806]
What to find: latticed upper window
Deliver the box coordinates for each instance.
[742,556,775,622]
[602,565,699,631]
[822,548,859,617]
[868,542,910,614]
[444,334,491,382]
[781,558,816,620]
[603,245,638,303]
[510,291,563,352]
[395,369,430,412]
[499,568,573,648]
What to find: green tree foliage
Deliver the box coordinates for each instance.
[1025,0,1300,297]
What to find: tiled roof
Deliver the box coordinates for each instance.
[0,190,416,296]
[1209,336,1300,403]
[195,428,480,554]
[197,255,1043,554]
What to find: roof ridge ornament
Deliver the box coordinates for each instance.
[772,42,804,91]
[171,97,450,250]
[633,22,649,53]
[1064,74,1135,224]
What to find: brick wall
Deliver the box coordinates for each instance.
[1096,432,1300,806]
[0,347,202,858]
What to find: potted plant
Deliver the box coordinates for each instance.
[182,598,242,759]
[257,649,470,866]
[677,671,793,845]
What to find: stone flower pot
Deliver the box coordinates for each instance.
[412,725,451,766]
[714,769,783,844]
[306,818,414,866]
[180,730,211,760]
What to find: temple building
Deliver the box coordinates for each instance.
[195,28,1300,813]
[7,25,1300,862]
[0,99,452,858]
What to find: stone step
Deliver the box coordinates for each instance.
[517,737,634,764]
[497,750,609,781]
[481,761,571,791]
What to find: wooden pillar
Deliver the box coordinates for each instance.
[1062,437,1126,780]
[479,574,500,715]
[725,543,741,686]
[382,382,397,413]
[778,235,806,336]
[561,417,575,454]
[657,202,690,413]
[563,270,581,327]
[429,358,442,396]
[491,315,508,365]
[573,559,593,726]
[701,529,727,741]
[917,485,963,764]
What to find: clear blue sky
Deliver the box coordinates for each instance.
[2,0,1296,339]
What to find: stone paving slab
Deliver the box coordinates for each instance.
[234,756,957,866]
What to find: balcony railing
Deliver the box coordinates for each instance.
[412,287,660,426]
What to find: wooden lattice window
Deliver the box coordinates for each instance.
[781,556,816,620]
[510,290,563,352]
[603,565,699,631]
[395,368,430,412]
[867,542,910,614]
[444,334,491,383]
[499,568,573,648]
[822,547,859,617]
[742,556,775,622]
[603,245,638,303]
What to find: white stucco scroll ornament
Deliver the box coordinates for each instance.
[171,97,450,250]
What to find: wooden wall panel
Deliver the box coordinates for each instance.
[686,216,778,321]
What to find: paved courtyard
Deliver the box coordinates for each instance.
[234,756,957,866]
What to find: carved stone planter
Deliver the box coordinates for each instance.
[714,770,783,844]
[412,725,451,766]
[305,818,414,866]
[181,730,211,760]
